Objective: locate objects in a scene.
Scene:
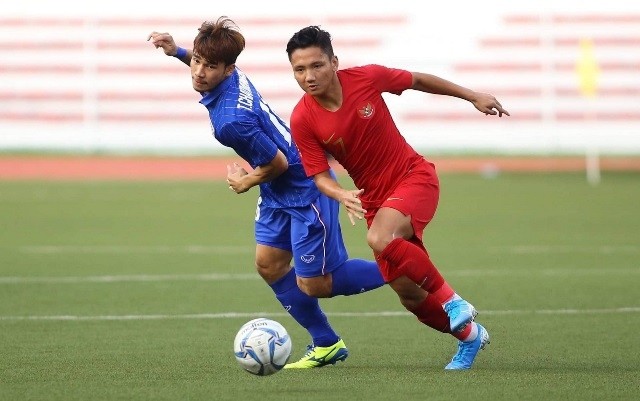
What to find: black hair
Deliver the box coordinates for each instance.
[286,25,334,60]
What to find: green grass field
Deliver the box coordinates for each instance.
[1,172,638,401]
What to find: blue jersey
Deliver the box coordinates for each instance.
[200,68,319,208]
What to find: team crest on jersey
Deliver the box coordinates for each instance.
[357,102,374,119]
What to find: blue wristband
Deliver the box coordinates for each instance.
[174,47,187,59]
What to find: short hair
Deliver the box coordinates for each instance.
[286,25,334,60]
[193,17,245,65]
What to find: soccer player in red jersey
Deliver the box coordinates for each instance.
[286,26,509,370]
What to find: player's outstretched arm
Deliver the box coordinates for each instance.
[313,171,365,226]
[411,72,510,117]
[147,31,192,66]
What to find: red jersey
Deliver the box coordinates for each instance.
[290,64,425,207]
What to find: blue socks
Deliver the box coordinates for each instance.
[270,268,339,347]
[330,259,385,297]
[269,260,385,346]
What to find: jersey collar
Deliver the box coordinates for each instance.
[199,69,238,107]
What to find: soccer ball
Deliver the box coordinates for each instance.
[233,318,292,376]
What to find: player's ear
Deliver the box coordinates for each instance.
[332,55,339,71]
[225,64,236,77]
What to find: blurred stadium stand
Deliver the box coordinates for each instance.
[0,12,638,154]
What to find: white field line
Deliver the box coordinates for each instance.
[1,266,639,284]
[18,244,640,255]
[1,307,639,322]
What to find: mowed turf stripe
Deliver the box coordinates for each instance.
[20,245,252,254]
[0,307,638,322]
[1,266,638,284]
[0,273,258,283]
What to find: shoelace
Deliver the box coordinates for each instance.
[451,342,470,362]
[302,344,315,357]
[444,300,461,318]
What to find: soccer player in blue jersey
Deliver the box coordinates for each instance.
[148,17,386,369]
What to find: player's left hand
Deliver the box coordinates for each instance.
[472,92,510,117]
[227,162,250,194]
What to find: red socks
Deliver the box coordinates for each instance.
[410,294,473,340]
[412,294,451,333]
[378,237,454,303]
[378,238,473,340]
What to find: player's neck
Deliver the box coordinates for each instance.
[313,78,342,112]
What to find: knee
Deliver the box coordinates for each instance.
[255,258,290,283]
[366,229,392,254]
[297,276,333,298]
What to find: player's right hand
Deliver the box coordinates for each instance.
[341,189,366,226]
[147,31,178,56]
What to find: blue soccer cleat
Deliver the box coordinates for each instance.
[445,323,490,370]
[444,298,478,332]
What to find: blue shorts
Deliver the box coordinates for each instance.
[255,193,348,278]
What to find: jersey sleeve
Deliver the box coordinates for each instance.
[365,64,413,95]
[217,118,278,168]
[290,102,331,178]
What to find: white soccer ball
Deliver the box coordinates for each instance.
[233,318,292,376]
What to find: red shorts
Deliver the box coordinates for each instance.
[363,160,440,281]
[363,159,440,242]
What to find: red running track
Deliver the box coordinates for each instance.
[0,155,639,181]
